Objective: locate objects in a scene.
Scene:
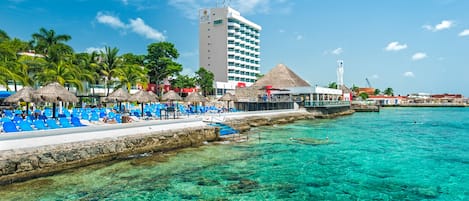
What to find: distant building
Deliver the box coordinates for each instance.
[357,87,375,96]
[199,6,261,96]
[368,95,407,106]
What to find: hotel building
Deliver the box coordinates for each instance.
[199,7,261,96]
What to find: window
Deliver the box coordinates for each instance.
[214,19,223,25]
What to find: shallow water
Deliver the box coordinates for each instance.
[1,107,468,200]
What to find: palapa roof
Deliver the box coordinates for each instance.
[218,93,237,101]
[4,86,37,103]
[185,92,207,102]
[106,88,130,102]
[161,90,183,101]
[128,90,158,103]
[252,64,311,89]
[35,82,78,103]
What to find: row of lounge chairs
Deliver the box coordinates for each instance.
[2,117,85,133]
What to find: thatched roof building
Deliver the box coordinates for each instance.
[236,64,311,101]
[251,64,311,88]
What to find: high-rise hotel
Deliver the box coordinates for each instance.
[199,7,261,96]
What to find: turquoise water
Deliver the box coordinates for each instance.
[1,107,468,200]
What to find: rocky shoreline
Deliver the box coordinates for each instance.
[0,109,353,186]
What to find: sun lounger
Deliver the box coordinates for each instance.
[18,121,34,131]
[71,117,86,127]
[59,118,73,128]
[46,119,61,129]
[33,120,48,130]
[2,121,19,133]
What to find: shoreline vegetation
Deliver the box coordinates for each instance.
[0,109,353,186]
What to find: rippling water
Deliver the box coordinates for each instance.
[1,107,468,200]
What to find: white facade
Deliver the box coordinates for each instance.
[199,7,261,95]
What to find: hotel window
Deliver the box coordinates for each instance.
[228,76,234,81]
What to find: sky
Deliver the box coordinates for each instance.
[1,0,469,96]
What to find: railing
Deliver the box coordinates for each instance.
[304,101,351,107]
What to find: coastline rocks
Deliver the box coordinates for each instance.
[0,126,217,185]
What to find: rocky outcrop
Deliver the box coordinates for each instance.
[224,111,315,132]
[0,126,217,185]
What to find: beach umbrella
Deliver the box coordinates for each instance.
[161,90,183,101]
[218,93,237,111]
[161,90,182,119]
[35,82,79,118]
[128,90,158,117]
[106,88,131,112]
[185,92,207,103]
[4,86,38,115]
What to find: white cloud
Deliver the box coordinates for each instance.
[331,48,343,55]
[129,18,165,41]
[412,52,427,61]
[403,71,415,77]
[458,29,469,37]
[296,34,303,40]
[385,41,407,51]
[85,47,105,54]
[96,12,126,29]
[371,74,379,79]
[96,12,165,41]
[423,20,454,32]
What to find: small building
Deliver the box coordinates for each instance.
[368,95,407,106]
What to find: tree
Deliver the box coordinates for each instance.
[145,42,182,94]
[100,46,121,96]
[0,29,10,43]
[195,67,214,96]
[115,64,148,91]
[374,88,381,95]
[351,84,359,92]
[172,74,196,94]
[328,82,337,89]
[31,28,73,64]
[74,52,100,96]
[384,87,394,96]
[359,92,369,100]
[36,60,83,91]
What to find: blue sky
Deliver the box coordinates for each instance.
[1,0,469,96]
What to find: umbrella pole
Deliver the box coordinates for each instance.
[141,103,144,118]
[52,103,56,119]
[26,102,29,116]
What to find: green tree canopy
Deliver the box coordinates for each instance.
[145,42,182,94]
[100,46,121,95]
[359,92,369,100]
[172,74,196,92]
[374,88,381,95]
[384,87,394,96]
[31,28,72,63]
[195,67,214,96]
[328,82,337,89]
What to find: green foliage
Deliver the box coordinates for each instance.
[172,74,196,90]
[328,82,337,89]
[384,87,394,96]
[359,92,369,100]
[31,27,72,63]
[100,46,122,95]
[145,42,182,91]
[351,84,359,92]
[195,67,214,96]
[374,88,381,95]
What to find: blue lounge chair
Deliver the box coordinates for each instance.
[33,120,48,130]
[59,118,73,128]
[71,117,86,127]
[46,119,61,129]
[18,121,34,131]
[2,121,19,133]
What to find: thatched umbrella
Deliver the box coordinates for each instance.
[161,90,183,101]
[128,90,158,117]
[219,93,237,111]
[4,86,38,115]
[185,92,207,114]
[35,82,79,118]
[185,92,207,103]
[106,88,131,112]
[161,90,182,119]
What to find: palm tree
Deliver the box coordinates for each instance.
[328,82,337,89]
[36,61,83,91]
[31,28,72,63]
[115,64,148,91]
[74,52,100,96]
[384,87,394,96]
[99,46,121,96]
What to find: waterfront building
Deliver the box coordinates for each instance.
[368,95,407,106]
[199,6,261,96]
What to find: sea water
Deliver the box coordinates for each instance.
[0,107,468,200]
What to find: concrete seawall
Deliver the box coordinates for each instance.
[0,109,353,186]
